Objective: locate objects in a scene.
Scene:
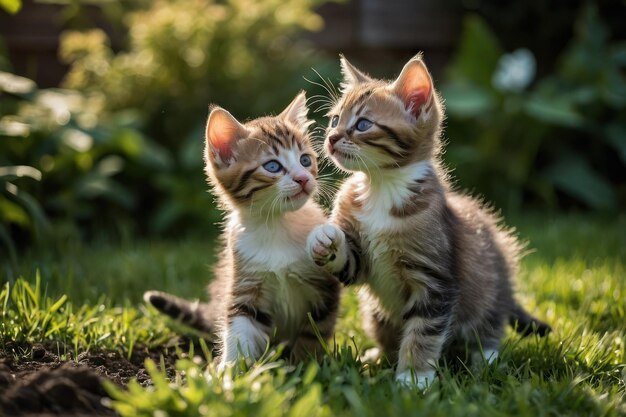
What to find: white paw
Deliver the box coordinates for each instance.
[484,349,499,365]
[306,224,346,268]
[215,361,234,390]
[395,369,437,391]
[471,348,499,368]
[216,360,232,375]
[359,347,381,364]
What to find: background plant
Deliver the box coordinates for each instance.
[0,0,336,253]
[0,70,176,253]
[1,1,625,254]
[58,0,336,235]
[441,5,626,211]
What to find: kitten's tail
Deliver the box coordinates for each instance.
[143,290,215,334]
[509,302,551,337]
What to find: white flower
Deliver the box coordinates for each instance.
[492,48,536,93]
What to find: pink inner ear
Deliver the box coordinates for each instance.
[402,86,431,118]
[207,112,238,162]
[395,60,433,118]
[207,115,238,162]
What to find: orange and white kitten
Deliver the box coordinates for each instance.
[307,55,550,389]
[145,92,340,367]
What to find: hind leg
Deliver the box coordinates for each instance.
[366,316,400,365]
[470,340,500,367]
[221,315,270,366]
[290,307,338,363]
[359,296,400,364]
[468,310,507,367]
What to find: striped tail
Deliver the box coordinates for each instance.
[143,290,215,333]
[509,302,552,337]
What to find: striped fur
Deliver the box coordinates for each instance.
[145,92,340,366]
[309,54,550,389]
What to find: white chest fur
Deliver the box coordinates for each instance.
[237,226,306,272]
[232,201,326,271]
[230,203,328,333]
[354,161,432,320]
[359,250,407,320]
[354,161,431,235]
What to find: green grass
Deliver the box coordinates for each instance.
[1,214,625,416]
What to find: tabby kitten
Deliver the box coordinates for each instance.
[307,54,550,389]
[145,92,340,367]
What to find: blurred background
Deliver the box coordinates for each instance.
[1,0,625,270]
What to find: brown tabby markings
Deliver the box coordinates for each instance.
[389,178,433,217]
[310,54,550,387]
[145,93,340,366]
[213,117,318,204]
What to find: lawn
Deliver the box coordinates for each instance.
[1,214,625,416]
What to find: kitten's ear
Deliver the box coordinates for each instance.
[390,53,434,119]
[279,91,310,131]
[206,106,247,167]
[340,55,372,91]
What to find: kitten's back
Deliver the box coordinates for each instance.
[445,191,551,337]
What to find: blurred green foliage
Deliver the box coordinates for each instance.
[442,5,626,211]
[57,0,335,232]
[59,0,330,147]
[0,71,178,252]
[1,1,624,255]
[1,0,335,253]
[0,0,21,15]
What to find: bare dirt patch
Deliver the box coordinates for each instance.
[0,342,181,416]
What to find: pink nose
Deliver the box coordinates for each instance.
[293,174,309,186]
[328,134,342,145]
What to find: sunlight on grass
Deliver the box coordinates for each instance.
[3,238,216,303]
[1,215,625,415]
[0,274,175,357]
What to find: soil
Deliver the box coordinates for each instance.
[0,341,185,417]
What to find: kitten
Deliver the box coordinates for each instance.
[145,92,340,367]
[307,54,550,389]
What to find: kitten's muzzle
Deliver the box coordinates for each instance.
[287,173,313,199]
[288,186,310,200]
[293,174,309,187]
[327,134,342,153]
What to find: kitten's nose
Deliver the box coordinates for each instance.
[293,174,309,187]
[328,134,342,145]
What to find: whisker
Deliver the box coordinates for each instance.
[311,67,340,102]
[304,69,341,118]
[304,73,337,102]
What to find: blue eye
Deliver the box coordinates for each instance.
[355,118,373,132]
[330,115,339,128]
[263,160,282,173]
[300,154,312,167]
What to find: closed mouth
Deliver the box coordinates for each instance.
[331,148,350,158]
[289,189,309,200]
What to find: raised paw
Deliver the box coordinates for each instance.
[395,369,437,391]
[306,224,346,269]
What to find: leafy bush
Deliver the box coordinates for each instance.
[0,70,178,252]
[1,0,336,252]
[57,0,336,234]
[60,0,332,148]
[441,5,626,211]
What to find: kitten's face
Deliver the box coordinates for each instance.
[205,92,318,214]
[324,55,443,172]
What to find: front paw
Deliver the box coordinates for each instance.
[306,224,345,268]
[395,369,437,391]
